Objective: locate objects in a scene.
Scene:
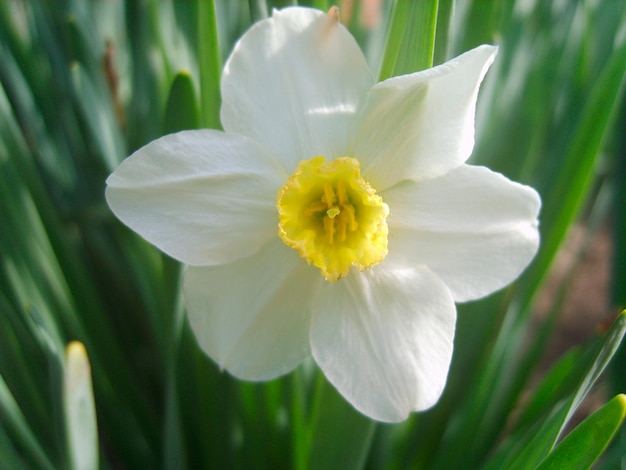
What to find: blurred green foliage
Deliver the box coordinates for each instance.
[1,0,625,468]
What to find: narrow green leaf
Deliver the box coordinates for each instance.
[378,0,411,81]
[559,311,626,439]
[536,394,626,470]
[399,0,439,73]
[63,342,98,470]
[503,311,626,470]
[124,0,166,147]
[0,424,30,470]
[175,324,234,469]
[433,0,453,65]
[609,84,626,396]
[162,366,186,470]
[0,374,55,470]
[379,0,439,80]
[307,374,375,470]
[248,0,269,22]
[457,0,502,51]
[198,0,222,129]
[513,348,583,434]
[70,62,125,171]
[483,348,586,470]
[290,369,309,470]
[163,71,200,134]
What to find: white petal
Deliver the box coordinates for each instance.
[384,164,541,301]
[353,45,497,190]
[184,239,322,380]
[106,130,285,266]
[311,266,456,422]
[221,7,373,171]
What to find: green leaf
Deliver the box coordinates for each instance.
[307,374,375,470]
[455,0,503,52]
[0,424,31,470]
[402,0,439,72]
[248,0,269,22]
[163,71,200,134]
[198,0,222,129]
[502,311,626,470]
[433,0,453,65]
[560,311,626,439]
[289,368,309,470]
[379,0,439,80]
[536,394,626,470]
[610,81,626,397]
[512,348,583,435]
[70,62,126,171]
[0,374,55,470]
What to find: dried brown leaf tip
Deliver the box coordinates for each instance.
[317,6,340,44]
[327,6,340,22]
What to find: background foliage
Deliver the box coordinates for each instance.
[1,0,625,468]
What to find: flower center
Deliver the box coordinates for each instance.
[277,156,389,282]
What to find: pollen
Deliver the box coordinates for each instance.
[277,156,389,282]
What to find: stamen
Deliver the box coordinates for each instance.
[304,201,327,216]
[324,215,336,244]
[322,183,337,206]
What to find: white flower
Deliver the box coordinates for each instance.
[106,7,540,422]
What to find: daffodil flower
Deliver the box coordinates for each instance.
[106,7,540,422]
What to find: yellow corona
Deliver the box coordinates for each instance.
[277,156,389,281]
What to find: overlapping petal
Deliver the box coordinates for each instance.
[185,239,322,380]
[310,266,456,422]
[354,45,497,191]
[383,164,541,301]
[106,130,285,266]
[221,7,373,171]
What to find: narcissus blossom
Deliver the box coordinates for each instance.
[106,7,540,422]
